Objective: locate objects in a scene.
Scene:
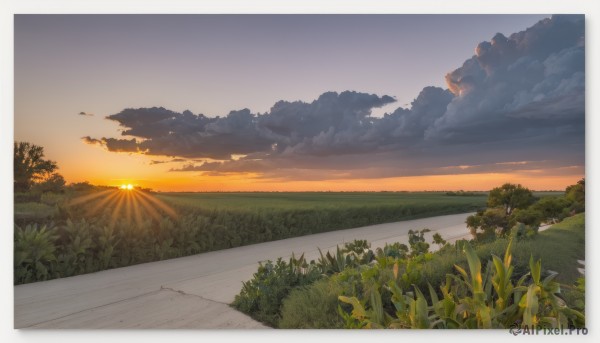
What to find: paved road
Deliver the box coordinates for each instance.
[14,212,473,329]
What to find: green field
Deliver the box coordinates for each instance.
[157,192,491,210]
[13,190,567,284]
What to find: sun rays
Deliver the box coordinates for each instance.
[68,187,177,228]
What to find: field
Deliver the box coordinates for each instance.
[156,192,490,210]
[14,190,498,285]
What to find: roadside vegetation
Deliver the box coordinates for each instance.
[233,181,585,329]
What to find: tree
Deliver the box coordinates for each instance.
[31,173,66,193]
[565,178,585,213]
[14,141,58,192]
[467,208,509,240]
[531,196,570,224]
[509,207,543,228]
[487,183,534,215]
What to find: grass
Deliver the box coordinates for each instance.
[14,202,56,220]
[512,213,585,283]
[157,192,489,211]
[419,213,585,297]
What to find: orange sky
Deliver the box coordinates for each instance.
[49,143,583,192]
[79,173,582,193]
[64,161,581,193]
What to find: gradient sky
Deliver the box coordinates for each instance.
[14,14,585,191]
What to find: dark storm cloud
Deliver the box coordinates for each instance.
[426,15,584,144]
[170,154,580,182]
[87,91,396,159]
[82,136,140,153]
[170,159,270,173]
[149,158,188,165]
[84,15,584,180]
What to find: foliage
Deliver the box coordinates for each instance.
[432,233,447,248]
[468,181,582,241]
[264,213,584,329]
[279,277,348,328]
[531,196,570,224]
[509,207,543,228]
[317,240,375,275]
[565,179,585,213]
[231,254,322,327]
[31,173,66,194]
[510,223,538,240]
[14,224,59,283]
[467,208,509,240]
[487,183,534,215]
[14,141,59,192]
[407,229,431,256]
[338,239,585,329]
[375,242,409,261]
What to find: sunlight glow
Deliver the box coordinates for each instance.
[68,187,177,228]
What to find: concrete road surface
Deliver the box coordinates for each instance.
[14,212,473,329]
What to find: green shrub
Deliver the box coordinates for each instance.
[316,240,375,275]
[279,265,387,329]
[14,224,59,283]
[231,254,322,327]
[279,278,347,329]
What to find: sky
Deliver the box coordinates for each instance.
[14,14,585,191]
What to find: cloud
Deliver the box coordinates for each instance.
[84,15,584,182]
[149,158,188,165]
[78,111,94,116]
[87,91,396,159]
[82,136,140,153]
[425,15,584,144]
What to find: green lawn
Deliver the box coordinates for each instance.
[513,212,585,283]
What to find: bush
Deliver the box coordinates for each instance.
[231,255,322,327]
[14,224,59,283]
[279,278,347,328]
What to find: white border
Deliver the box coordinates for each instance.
[2,1,599,343]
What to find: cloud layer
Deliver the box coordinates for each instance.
[83,15,584,181]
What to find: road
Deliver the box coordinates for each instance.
[14,212,473,329]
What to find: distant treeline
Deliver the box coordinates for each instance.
[445,190,483,196]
